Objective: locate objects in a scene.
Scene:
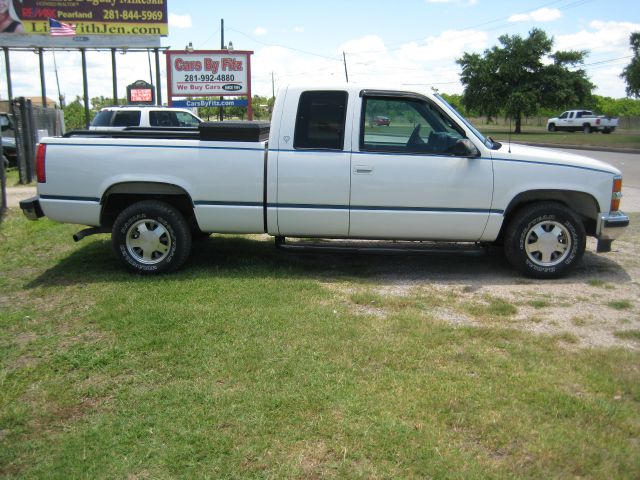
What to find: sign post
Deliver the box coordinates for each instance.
[165,50,254,120]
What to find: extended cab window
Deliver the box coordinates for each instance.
[294,91,348,150]
[112,111,141,127]
[361,96,465,155]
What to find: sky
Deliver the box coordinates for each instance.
[1,0,639,105]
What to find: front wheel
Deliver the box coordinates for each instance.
[504,202,585,279]
[547,123,556,132]
[112,200,192,274]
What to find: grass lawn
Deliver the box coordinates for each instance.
[1,210,640,478]
[478,124,640,150]
[2,167,33,187]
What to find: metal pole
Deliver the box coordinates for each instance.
[219,18,224,121]
[111,48,118,105]
[155,48,162,105]
[39,48,47,107]
[80,49,90,128]
[147,49,153,87]
[3,47,12,101]
[247,55,253,121]
[52,49,63,107]
[343,51,349,83]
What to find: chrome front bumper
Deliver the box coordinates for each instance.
[596,211,629,252]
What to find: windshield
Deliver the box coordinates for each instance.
[91,110,114,127]
[434,94,492,149]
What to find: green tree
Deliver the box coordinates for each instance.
[620,32,640,98]
[61,96,87,131]
[91,96,127,110]
[457,29,593,133]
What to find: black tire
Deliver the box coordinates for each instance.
[583,124,592,134]
[602,128,611,134]
[504,202,585,279]
[112,200,192,274]
[547,123,556,132]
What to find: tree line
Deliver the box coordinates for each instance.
[455,28,640,132]
[62,29,640,133]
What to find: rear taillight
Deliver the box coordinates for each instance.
[36,143,46,183]
[596,118,601,125]
[611,176,622,211]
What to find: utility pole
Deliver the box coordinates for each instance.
[343,51,349,83]
[271,71,275,98]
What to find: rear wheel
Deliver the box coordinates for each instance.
[112,200,192,274]
[583,124,592,134]
[504,202,585,279]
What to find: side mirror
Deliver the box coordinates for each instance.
[0,116,10,132]
[454,138,480,157]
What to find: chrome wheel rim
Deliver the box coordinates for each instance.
[126,219,172,265]
[524,220,572,267]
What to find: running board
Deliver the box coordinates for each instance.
[274,236,486,256]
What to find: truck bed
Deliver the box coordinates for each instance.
[64,121,271,142]
[41,122,271,232]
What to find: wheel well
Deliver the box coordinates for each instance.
[500,190,599,240]
[100,182,195,228]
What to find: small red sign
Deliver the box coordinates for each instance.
[130,89,153,102]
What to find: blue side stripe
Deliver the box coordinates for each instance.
[194,201,263,207]
[42,195,504,215]
[40,194,100,203]
[490,156,613,174]
[195,201,503,215]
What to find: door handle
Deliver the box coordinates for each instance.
[354,165,374,174]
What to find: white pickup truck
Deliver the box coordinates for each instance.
[21,85,629,278]
[547,110,619,134]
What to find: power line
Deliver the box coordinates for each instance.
[197,28,220,49]
[226,27,342,62]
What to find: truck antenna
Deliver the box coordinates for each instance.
[508,116,512,154]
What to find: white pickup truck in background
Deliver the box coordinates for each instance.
[21,84,629,278]
[90,106,202,131]
[547,110,619,134]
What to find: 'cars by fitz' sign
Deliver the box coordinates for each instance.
[165,50,253,97]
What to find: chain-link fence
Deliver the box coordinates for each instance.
[11,97,65,185]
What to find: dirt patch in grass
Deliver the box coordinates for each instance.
[323,230,640,350]
[292,440,343,478]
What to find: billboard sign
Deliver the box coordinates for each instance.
[0,0,166,48]
[165,50,253,97]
